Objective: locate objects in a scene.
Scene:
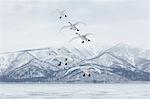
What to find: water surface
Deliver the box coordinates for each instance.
[0,83,150,99]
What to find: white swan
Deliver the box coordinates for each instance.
[56,9,67,19]
[49,51,73,66]
[64,66,101,77]
[69,33,93,43]
[59,21,86,32]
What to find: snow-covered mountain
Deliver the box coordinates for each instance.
[0,43,150,83]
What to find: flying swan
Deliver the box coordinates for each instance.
[69,33,93,43]
[64,66,101,77]
[59,22,86,32]
[56,9,67,19]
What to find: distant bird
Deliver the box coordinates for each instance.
[56,9,67,19]
[69,33,93,43]
[52,57,69,66]
[64,66,101,77]
[59,21,86,32]
[49,52,73,66]
[82,67,96,77]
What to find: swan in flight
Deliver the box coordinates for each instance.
[64,66,101,77]
[49,51,73,66]
[59,21,86,32]
[69,33,93,43]
[50,56,70,66]
[56,9,67,19]
[82,67,100,77]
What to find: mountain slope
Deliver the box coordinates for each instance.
[0,43,150,82]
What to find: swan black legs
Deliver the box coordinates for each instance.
[59,15,67,19]
[65,63,67,65]
[58,62,61,66]
[83,73,85,77]
[83,73,91,77]
[57,58,68,66]
[82,40,90,43]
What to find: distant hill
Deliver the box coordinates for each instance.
[0,43,150,83]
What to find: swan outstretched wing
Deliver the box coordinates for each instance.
[59,10,66,16]
[91,67,101,74]
[74,21,86,26]
[64,66,101,76]
[84,33,93,36]
[61,10,66,13]
[59,25,70,33]
[82,66,101,74]
[65,66,90,75]
[64,66,81,75]
[56,9,65,13]
[69,36,80,42]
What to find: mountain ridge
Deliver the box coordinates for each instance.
[0,43,150,83]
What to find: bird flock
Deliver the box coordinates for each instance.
[53,9,100,78]
[56,9,93,44]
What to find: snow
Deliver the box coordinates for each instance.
[0,43,150,82]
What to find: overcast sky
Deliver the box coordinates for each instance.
[0,0,149,52]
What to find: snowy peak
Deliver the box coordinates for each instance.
[94,52,123,67]
[3,51,35,75]
[0,44,150,82]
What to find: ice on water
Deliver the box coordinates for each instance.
[0,83,150,99]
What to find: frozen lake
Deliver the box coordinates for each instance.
[0,83,150,99]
